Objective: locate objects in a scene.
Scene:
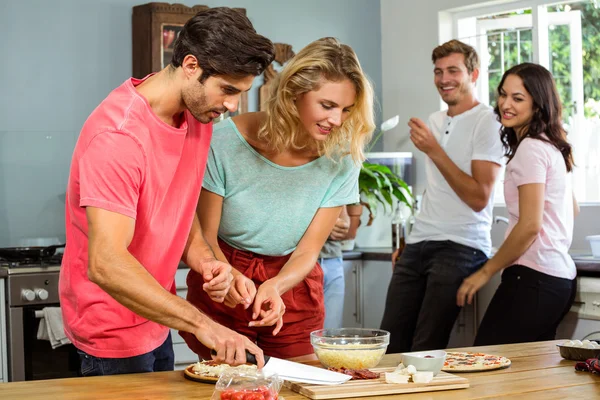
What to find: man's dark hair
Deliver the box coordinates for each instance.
[171,7,275,82]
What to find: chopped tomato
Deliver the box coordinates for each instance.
[220,390,234,400]
[231,392,246,400]
[256,386,270,396]
[243,393,264,400]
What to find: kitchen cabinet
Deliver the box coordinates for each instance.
[131,3,246,78]
[172,267,198,370]
[132,3,208,78]
[342,260,394,329]
[362,260,394,329]
[0,279,7,382]
[342,260,363,328]
[447,300,477,348]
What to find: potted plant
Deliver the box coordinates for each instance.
[345,116,413,241]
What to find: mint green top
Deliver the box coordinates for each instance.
[203,118,360,256]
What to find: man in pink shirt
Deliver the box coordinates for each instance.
[60,8,274,376]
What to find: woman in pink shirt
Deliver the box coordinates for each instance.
[456,63,578,345]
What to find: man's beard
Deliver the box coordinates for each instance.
[182,85,223,124]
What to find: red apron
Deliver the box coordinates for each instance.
[180,239,325,359]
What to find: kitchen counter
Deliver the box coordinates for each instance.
[0,340,598,399]
[346,247,600,277]
[172,248,600,275]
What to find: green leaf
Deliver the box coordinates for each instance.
[362,192,380,219]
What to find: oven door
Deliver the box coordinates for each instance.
[9,305,80,381]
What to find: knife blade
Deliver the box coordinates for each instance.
[260,356,351,385]
[211,350,351,385]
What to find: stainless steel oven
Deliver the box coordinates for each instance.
[3,259,80,381]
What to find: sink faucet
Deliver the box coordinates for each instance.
[494,216,509,225]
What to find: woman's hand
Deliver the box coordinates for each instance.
[249,280,286,335]
[197,258,233,303]
[456,267,493,307]
[224,274,257,309]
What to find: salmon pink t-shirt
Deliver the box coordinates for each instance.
[503,136,576,280]
[59,75,212,358]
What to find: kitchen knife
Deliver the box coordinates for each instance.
[211,350,352,385]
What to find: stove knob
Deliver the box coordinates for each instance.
[21,289,36,302]
[35,289,49,301]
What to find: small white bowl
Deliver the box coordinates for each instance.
[586,235,600,258]
[400,350,446,376]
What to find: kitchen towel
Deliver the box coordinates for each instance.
[36,307,72,349]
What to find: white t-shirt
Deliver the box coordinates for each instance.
[407,103,504,255]
[504,137,576,280]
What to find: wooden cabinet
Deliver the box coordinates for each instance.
[131,3,246,78]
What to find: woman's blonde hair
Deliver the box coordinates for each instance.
[257,37,375,163]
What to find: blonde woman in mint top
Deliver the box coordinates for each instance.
[180,37,375,360]
[457,63,578,345]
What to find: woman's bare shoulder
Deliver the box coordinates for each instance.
[232,112,267,144]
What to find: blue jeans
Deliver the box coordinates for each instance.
[77,333,174,376]
[320,257,345,329]
[380,240,488,353]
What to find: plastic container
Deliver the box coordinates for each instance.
[400,349,447,376]
[586,235,600,258]
[211,369,282,400]
[310,328,390,369]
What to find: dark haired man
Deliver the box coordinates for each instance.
[60,7,275,376]
[380,40,504,353]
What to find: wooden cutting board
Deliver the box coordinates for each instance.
[284,367,469,399]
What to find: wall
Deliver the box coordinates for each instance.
[380,0,600,252]
[0,0,382,246]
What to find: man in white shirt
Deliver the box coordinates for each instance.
[380,40,504,353]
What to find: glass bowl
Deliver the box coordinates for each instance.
[310,328,390,369]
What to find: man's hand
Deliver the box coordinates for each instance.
[224,274,257,309]
[391,248,400,271]
[408,117,441,156]
[195,319,265,368]
[249,280,286,336]
[456,266,493,307]
[329,216,350,241]
[197,258,233,303]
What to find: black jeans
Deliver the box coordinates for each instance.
[77,333,174,376]
[380,240,488,353]
[475,265,577,346]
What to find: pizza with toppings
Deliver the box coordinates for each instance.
[442,352,511,372]
[184,360,258,383]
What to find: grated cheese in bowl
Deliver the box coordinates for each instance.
[311,328,390,369]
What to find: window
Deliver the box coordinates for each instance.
[445,0,600,203]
